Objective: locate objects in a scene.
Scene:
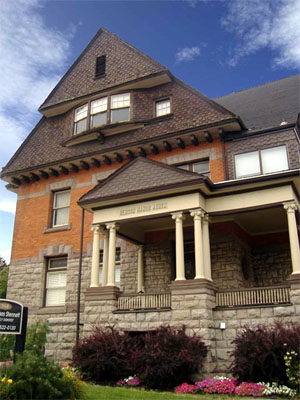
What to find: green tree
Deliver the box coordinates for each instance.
[0,261,9,298]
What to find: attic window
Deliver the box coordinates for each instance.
[95,56,106,79]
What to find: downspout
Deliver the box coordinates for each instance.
[220,131,228,181]
[76,208,85,346]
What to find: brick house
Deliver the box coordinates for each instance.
[1,28,299,375]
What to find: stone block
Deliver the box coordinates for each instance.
[260,307,274,318]
[274,305,295,317]
[172,309,190,321]
[248,308,261,318]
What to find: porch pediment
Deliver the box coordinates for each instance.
[79,157,205,206]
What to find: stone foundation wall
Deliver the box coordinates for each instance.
[252,243,292,286]
[144,242,171,293]
[210,234,254,290]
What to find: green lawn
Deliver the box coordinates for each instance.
[84,385,253,400]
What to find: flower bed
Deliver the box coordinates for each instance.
[174,376,297,398]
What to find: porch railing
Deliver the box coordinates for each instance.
[216,285,291,308]
[117,292,171,311]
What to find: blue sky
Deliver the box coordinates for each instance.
[0,0,299,263]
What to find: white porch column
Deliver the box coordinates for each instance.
[90,224,100,287]
[137,245,145,292]
[203,214,212,281]
[172,212,186,280]
[190,209,205,279]
[283,202,300,275]
[102,228,109,286]
[106,222,119,286]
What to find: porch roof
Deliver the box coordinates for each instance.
[78,157,206,205]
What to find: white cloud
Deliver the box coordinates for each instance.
[0,199,16,214]
[0,249,11,264]
[222,0,300,69]
[175,46,201,63]
[0,0,73,166]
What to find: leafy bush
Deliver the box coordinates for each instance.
[72,326,141,383]
[0,321,50,361]
[0,265,8,298]
[25,321,50,354]
[73,325,208,390]
[139,326,208,390]
[0,351,86,400]
[231,320,300,385]
[0,335,15,361]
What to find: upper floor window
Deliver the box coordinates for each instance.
[45,257,67,306]
[74,93,130,134]
[52,189,70,227]
[74,104,88,134]
[177,159,210,177]
[156,99,171,117]
[234,145,288,179]
[99,247,121,287]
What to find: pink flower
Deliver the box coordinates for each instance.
[235,382,265,397]
[175,383,196,393]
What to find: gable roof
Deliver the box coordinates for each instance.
[40,28,168,111]
[79,157,205,205]
[215,74,300,131]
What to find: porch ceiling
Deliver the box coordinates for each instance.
[231,206,289,235]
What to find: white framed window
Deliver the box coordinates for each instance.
[235,146,288,179]
[90,97,108,128]
[235,151,260,178]
[156,99,171,117]
[45,257,67,306]
[111,93,130,123]
[52,189,70,227]
[99,247,121,287]
[177,159,210,177]
[74,104,88,134]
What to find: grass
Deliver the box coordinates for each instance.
[84,384,253,400]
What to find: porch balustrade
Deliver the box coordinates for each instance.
[216,285,291,308]
[117,292,171,311]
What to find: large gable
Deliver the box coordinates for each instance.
[40,28,168,111]
[79,157,204,205]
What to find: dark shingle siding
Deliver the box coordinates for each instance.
[227,129,299,179]
[215,75,300,130]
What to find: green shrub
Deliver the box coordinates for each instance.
[0,321,50,361]
[0,335,15,361]
[25,321,50,354]
[0,265,8,298]
[230,320,300,385]
[0,351,86,400]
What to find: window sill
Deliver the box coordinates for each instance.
[43,224,72,234]
[37,306,67,314]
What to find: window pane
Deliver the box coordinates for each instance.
[261,146,288,174]
[156,99,170,116]
[54,191,70,208]
[74,118,87,134]
[193,161,209,174]
[111,93,130,109]
[115,268,120,287]
[235,151,261,178]
[111,108,130,123]
[91,98,107,114]
[54,207,69,226]
[91,112,107,127]
[46,288,66,306]
[47,272,67,288]
[74,104,88,122]
[49,258,67,269]
[99,268,103,285]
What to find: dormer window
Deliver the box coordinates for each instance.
[74,104,88,134]
[111,93,130,122]
[73,93,131,135]
[91,97,108,127]
[156,98,171,117]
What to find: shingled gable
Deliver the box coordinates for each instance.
[79,157,205,205]
[40,28,168,111]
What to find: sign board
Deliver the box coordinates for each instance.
[0,299,23,334]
